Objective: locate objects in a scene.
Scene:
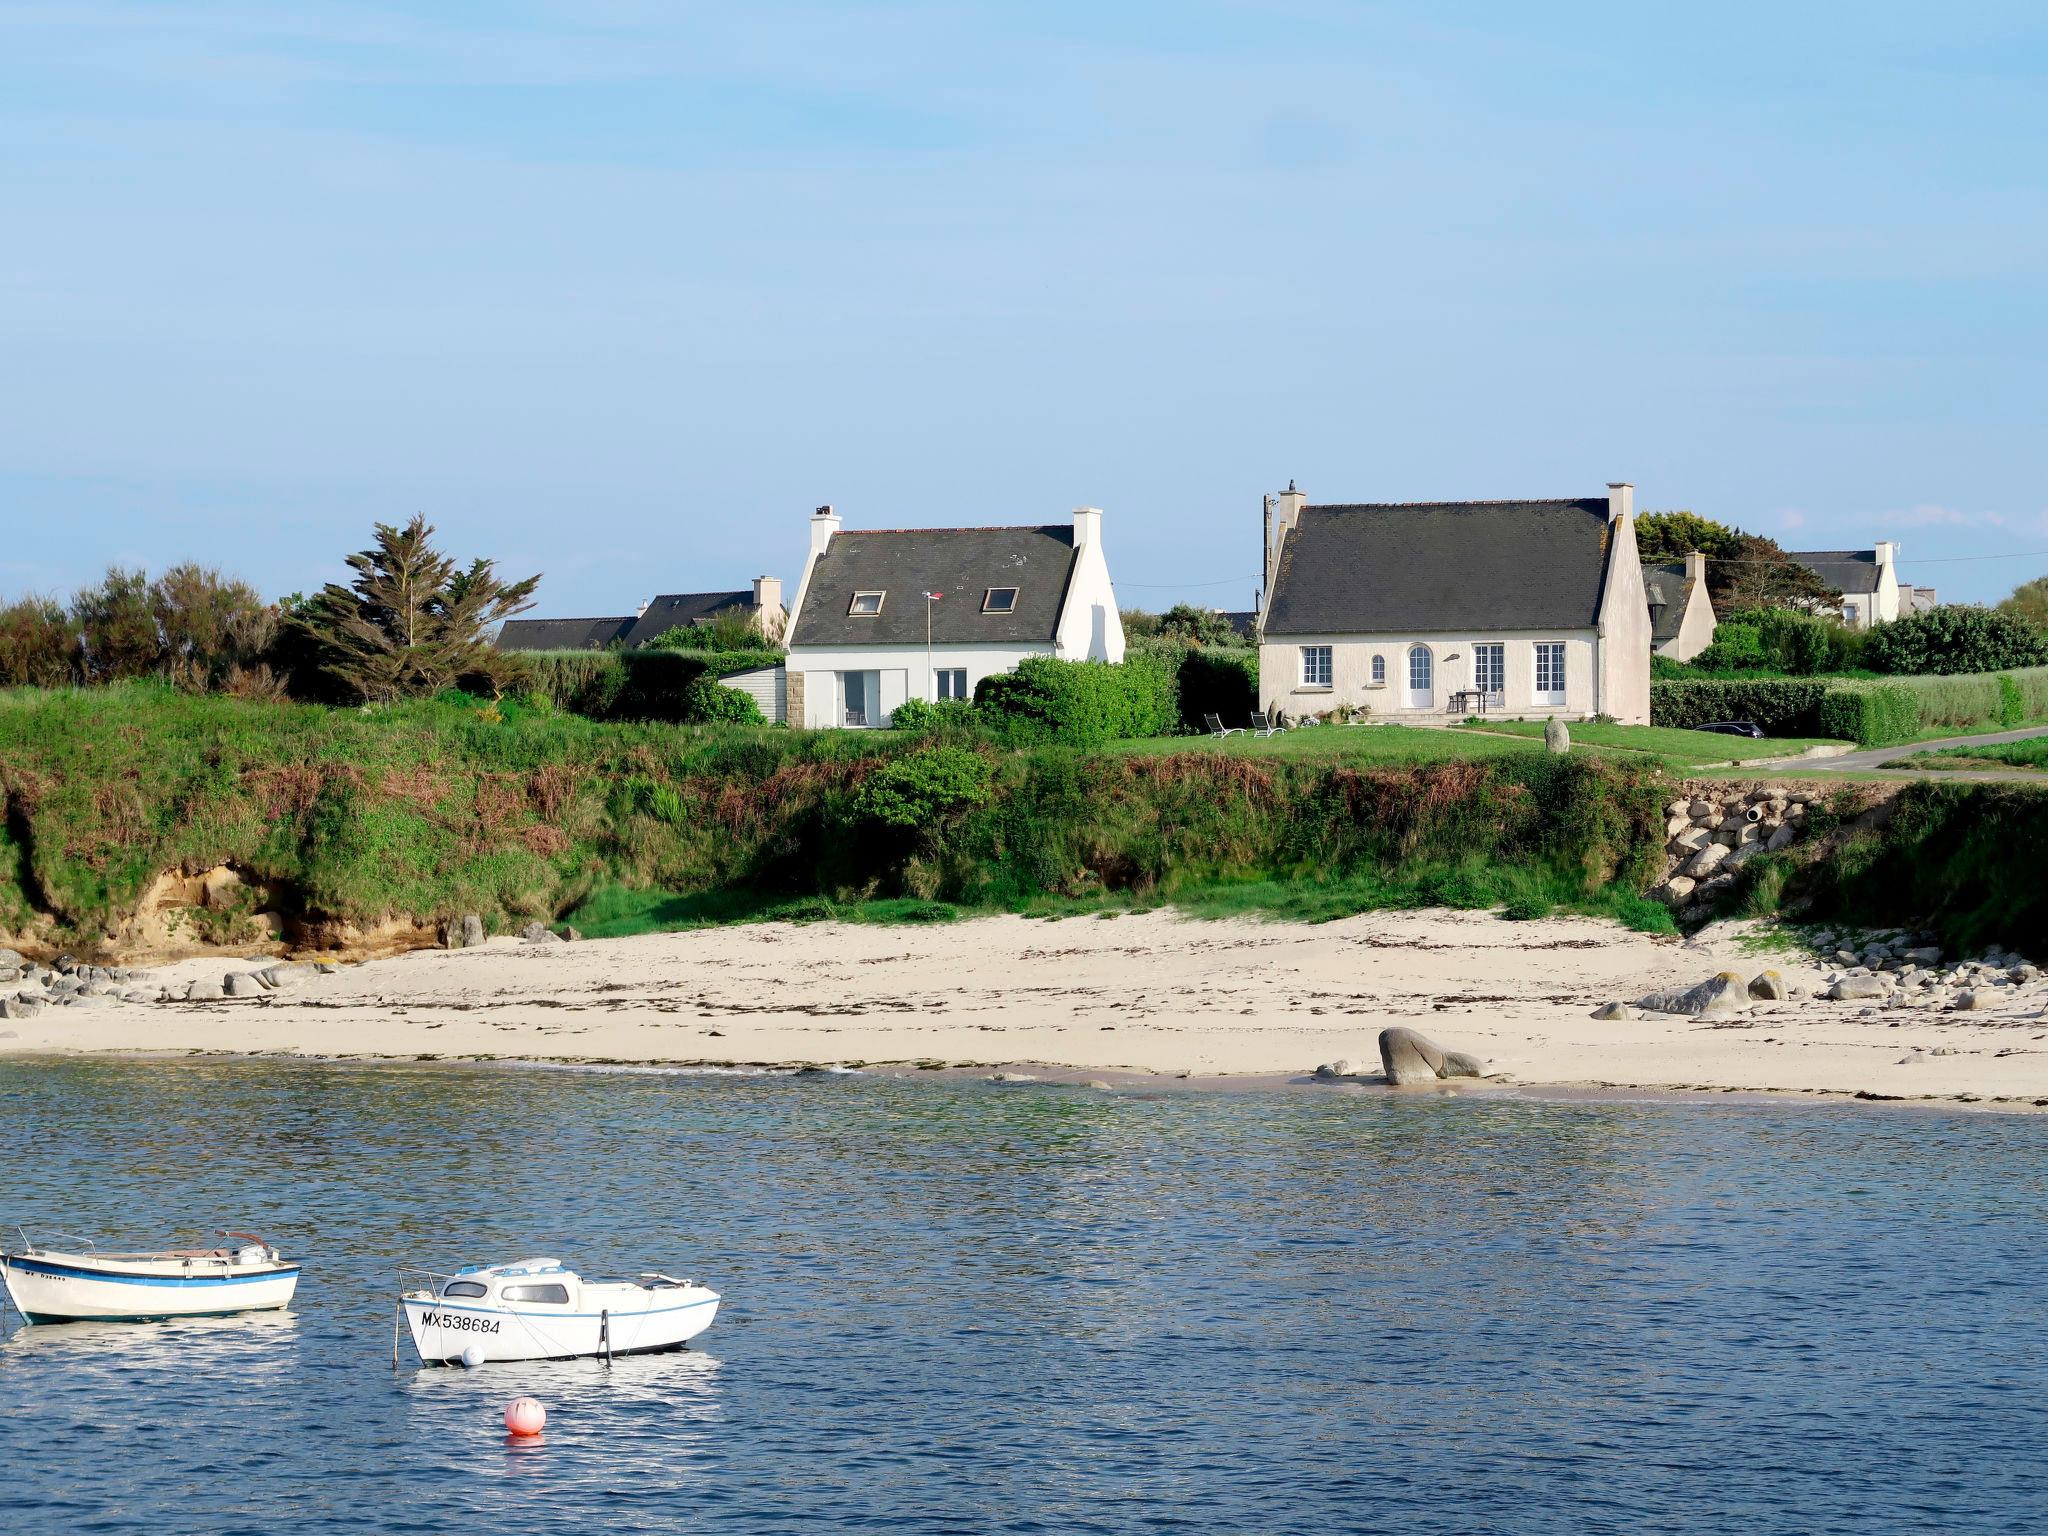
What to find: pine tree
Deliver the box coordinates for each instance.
[297,516,540,701]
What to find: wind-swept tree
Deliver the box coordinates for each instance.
[295,516,540,702]
[1715,533,1843,613]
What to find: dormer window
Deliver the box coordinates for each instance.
[982,587,1018,614]
[849,592,885,616]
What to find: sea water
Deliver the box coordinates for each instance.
[2,1060,2044,1534]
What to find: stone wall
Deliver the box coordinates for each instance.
[1650,782,1882,925]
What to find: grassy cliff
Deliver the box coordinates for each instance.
[0,686,1674,952]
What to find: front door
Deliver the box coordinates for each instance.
[1405,645,1434,710]
[842,670,869,727]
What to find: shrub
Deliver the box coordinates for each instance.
[974,656,1179,745]
[1864,605,2048,675]
[0,596,78,687]
[1997,674,2025,729]
[1817,683,1920,747]
[888,698,987,737]
[686,675,765,725]
[522,648,782,721]
[852,746,994,829]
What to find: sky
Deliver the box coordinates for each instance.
[3,1,2045,614]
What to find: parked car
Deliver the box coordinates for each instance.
[1695,720,1766,739]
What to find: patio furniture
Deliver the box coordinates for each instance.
[1250,711,1283,739]
[1203,712,1243,739]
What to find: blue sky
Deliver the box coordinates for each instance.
[3,1,2044,613]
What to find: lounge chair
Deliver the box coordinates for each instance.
[1250,711,1283,739]
[1203,712,1243,739]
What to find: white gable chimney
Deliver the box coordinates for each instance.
[809,503,840,557]
[1264,481,1307,601]
[753,574,782,611]
[1072,506,1102,549]
[1874,539,1898,571]
[1607,481,1635,524]
[1684,550,1706,585]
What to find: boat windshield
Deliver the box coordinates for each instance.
[501,1283,570,1305]
[441,1280,488,1299]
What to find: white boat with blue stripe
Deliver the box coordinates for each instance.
[399,1257,720,1365]
[2,1230,300,1324]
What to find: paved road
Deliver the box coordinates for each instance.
[1797,723,2048,776]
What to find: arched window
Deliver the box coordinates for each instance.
[1370,654,1385,685]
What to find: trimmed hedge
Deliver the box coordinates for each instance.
[1654,666,2048,747]
[974,655,1180,746]
[1649,679,1830,734]
[522,648,783,722]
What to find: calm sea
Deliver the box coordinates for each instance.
[1,1061,2043,1534]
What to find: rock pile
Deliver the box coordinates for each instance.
[1599,929,2046,1021]
[0,949,351,1018]
[1649,787,1820,921]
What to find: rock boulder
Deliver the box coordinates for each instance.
[1378,1027,1492,1086]
[1637,971,1749,1018]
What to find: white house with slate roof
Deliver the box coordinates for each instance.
[1785,543,1902,630]
[1257,483,1652,726]
[785,504,1125,729]
[1642,552,1718,662]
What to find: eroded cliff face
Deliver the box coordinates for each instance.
[2,860,444,966]
[1648,780,1905,925]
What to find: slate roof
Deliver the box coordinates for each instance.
[1218,610,1258,639]
[620,590,758,647]
[791,526,1079,647]
[1641,562,1694,647]
[1785,550,1877,594]
[495,616,635,652]
[1262,500,1614,636]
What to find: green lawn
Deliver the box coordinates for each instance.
[1919,738,2048,772]
[1458,719,1848,766]
[1108,723,1549,763]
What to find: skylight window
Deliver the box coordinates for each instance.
[849,592,885,616]
[982,587,1019,613]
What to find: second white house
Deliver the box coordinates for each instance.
[784,504,1125,729]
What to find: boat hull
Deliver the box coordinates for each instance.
[402,1288,719,1365]
[2,1254,300,1323]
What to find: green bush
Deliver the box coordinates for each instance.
[1817,683,1920,747]
[686,675,765,725]
[1650,679,1831,734]
[1864,606,2048,675]
[974,656,1180,745]
[1997,674,2025,729]
[851,746,995,830]
[887,698,988,738]
[523,648,782,722]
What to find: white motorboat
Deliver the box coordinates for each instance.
[399,1257,720,1365]
[1,1230,300,1324]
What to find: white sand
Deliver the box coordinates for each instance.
[6,910,2047,1109]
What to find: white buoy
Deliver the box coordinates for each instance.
[461,1344,484,1369]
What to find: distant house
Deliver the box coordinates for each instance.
[1908,586,1939,615]
[497,578,787,652]
[784,504,1124,728]
[1217,610,1259,640]
[1784,543,1901,630]
[1257,482,1652,725]
[1642,552,1718,662]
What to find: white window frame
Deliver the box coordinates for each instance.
[935,668,968,701]
[1370,654,1385,685]
[1532,642,1566,706]
[849,591,885,616]
[1473,642,1505,704]
[982,587,1018,613]
[1299,645,1333,689]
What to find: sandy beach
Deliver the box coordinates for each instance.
[7,909,2047,1109]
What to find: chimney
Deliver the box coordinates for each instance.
[809,503,840,557]
[636,598,649,617]
[1072,506,1103,549]
[1684,550,1707,585]
[1874,539,1898,570]
[1606,481,1635,523]
[1265,480,1306,595]
[753,574,782,612]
